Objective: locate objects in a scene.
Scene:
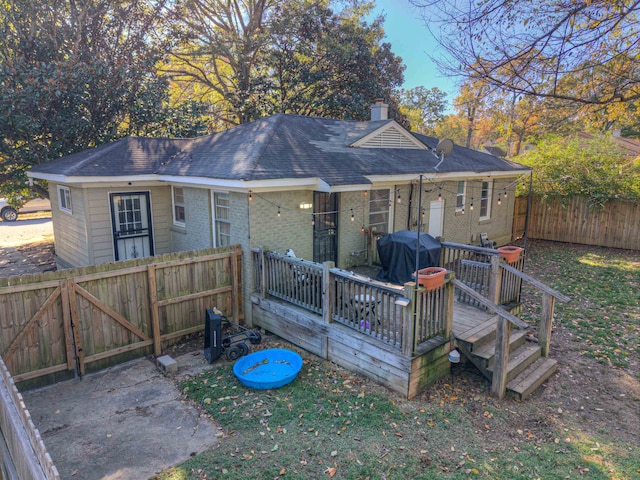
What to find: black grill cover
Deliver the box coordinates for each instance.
[376,230,442,285]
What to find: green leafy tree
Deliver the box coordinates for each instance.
[0,0,171,199]
[166,0,405,125]
[516,135,640,207]
[398,86,447,135]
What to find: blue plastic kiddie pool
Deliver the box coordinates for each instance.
[233,348,303,389]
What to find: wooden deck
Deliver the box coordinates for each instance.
[452,302,497,343]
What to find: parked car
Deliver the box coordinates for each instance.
[0,197,51,222]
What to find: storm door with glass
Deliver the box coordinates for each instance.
[110,192,154,261]
[313,192,338,264]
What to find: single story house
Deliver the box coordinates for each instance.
[27,102,530,322]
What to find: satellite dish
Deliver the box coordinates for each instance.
[435,138,454,158]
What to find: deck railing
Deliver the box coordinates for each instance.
[252,248,453,355]
[440,242,524,307]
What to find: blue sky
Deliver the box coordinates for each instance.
[371,0,460,107]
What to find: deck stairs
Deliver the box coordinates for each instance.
[455,315,558,400]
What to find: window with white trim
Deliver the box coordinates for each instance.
[172,187,185,226]
[214,192,231,247]
[58,185,72,213]
[456,181,466,212]
[480,180,493,220]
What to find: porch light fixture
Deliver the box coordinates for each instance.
[299,202,312,209]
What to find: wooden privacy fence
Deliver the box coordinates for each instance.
[0,246,242,384]
[514,195,640,250]
[0,355,59,479]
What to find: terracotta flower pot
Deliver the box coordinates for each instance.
[415,267,447,290]
[497,246,524,264]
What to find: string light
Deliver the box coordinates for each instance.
[311,214,315,226]
[363,191,367,197]
[438,192,442,201]
[396,193,402,204]
[503,190,508,198]
[421,208,425,219]
[497,195,502,206]
[461,207,465,215]
[350,209,355,221]
[248,190,252,201]
[360,225,365,233]
[277,206,281,217]
[470,198,474,211]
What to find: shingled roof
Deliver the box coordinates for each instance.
[29,114,529,186]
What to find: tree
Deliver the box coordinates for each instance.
[0,0,172,199]
[412,0,640,107]
[398,86,447,135]
[166,0,406,126]
[516,135,640,207]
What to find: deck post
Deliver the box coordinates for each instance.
[322,261,335,323]
[491,317,511,400]
[488,254,502,304]
[539,292,555,357]
[260,247,267,299]
[402,282,417,357]
[443,273,455,339]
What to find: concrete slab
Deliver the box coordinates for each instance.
[23,354,219,480]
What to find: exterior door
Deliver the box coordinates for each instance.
[110,192,154,261]
[313,192,338,264]
[428,200,444,238]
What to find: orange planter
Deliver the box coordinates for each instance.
[415,267,447,290]
[497,246,524,263]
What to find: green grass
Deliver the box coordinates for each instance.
[157,240,640,479]
[156,360,638,479]
[521,241,639,373]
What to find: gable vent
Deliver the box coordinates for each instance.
[359,128,422,149]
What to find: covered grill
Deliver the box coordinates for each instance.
[376,230,442,285]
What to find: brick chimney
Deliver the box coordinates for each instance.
[370,99,388,121]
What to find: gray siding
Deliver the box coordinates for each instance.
[50,183,90,267]
[51,184,172,268]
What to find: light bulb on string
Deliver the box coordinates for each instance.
[248,191,252,201]
[470,198,474,211]
[350,209,355,222]
[497,195,502,206]
[360,225,365,233]
[396,193,402,204]
[421,208,425,219]
[363,191,367,197]
[503,190,508,198]
[311,214,315,226]
[277,206,281,217]
[461,207,465,215]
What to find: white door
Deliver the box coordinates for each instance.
[428,200,444,238]
[110,192,154,260]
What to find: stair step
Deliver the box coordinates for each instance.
[473,330,528,364]
[456,316,498,349]
[507,358,558,400]
[488,343,541,383]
